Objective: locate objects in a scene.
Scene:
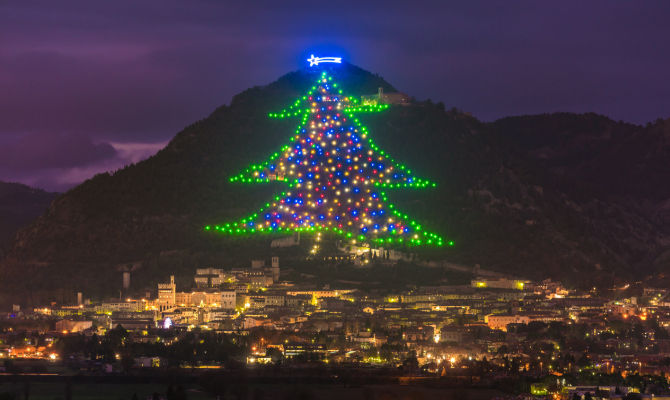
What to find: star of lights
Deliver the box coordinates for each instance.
[307,54,342,67]
[208,70,449,247]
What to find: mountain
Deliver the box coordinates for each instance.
[2,63,670,306]
[0,181,57,251]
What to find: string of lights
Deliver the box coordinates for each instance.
[207,71,450,247]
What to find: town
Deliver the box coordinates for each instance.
[3,257,670,399]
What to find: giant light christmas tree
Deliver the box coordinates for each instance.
[207,55,449,247]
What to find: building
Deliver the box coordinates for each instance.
[248,272,273,288]
[194,268,229,288]
[157,276,176,311]
[471,278,528,290]
[162,307,201,326]
[271,233,299,248]
[243,292,285,309]
[361,87,411,106]
[111,311,156,331]
[485,314,531,331]
[219,291,237,310]
[271,256,280,282]
[485,313,565,331]
[174,290,236,310]
[95,301,144,314]
[229,258,280,287]
[286,289,353,299]
[55,319,93,333]
[284,343,328,358]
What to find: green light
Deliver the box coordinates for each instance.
[207,71,450,247]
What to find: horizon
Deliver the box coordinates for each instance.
[2,62,666,193]
[2,1,670,191]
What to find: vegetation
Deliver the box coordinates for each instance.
[2,64,670,305]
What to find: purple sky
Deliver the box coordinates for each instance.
[1,1,669,191]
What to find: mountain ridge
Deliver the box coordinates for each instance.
[2,64,669,306]
[0,181,58,253]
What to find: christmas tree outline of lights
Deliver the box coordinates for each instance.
[206,68,451,247]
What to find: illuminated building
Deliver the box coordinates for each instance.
[157,275,176,311]
[361,87,411,106]
[471,278,528,290]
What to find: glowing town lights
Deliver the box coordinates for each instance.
[210,70,449,247]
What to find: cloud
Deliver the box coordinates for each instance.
[1,0,670,189]
[109,141,166,164]
[0,136,167,191]
[0,132,117,170]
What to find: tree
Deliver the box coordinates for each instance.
[64,378,72,400]
[120,352,135,373]
[167,385,175,400]
[209,69,446,247]
[266,347,283,365]
[402,353,420,375]
[577,353,591,367]
[253,388,266,400]
[174,386,187,400]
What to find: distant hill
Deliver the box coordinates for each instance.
[0,181,57,251]
[2,63,670,306]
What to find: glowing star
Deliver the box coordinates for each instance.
[307,54,342,66]
[208,67,449,247]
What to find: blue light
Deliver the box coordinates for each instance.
[307,54,342,66]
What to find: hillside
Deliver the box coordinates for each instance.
[0,181,57,251]
[2,63,670,306]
